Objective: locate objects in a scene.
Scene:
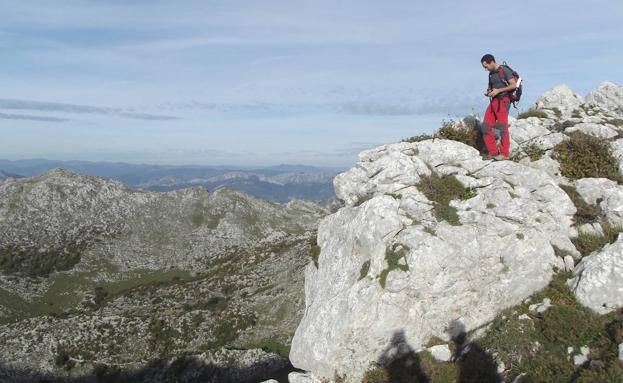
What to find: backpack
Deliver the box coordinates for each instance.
[497,62,523,108]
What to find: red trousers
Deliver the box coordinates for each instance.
[483,96,510,156]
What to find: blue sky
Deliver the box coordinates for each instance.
[1,1,621,168]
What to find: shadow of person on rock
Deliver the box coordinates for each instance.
[377,328,430,383]
[447,319,502,383]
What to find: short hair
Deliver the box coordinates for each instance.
[481,54,495,64]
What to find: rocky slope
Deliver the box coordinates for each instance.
[288,82,623,383]
[0,169,331,382]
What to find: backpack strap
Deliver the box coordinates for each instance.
[498,66,508,86]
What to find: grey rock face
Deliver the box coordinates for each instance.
[535,84,584,116]
[585,82,623,116]
[567,235,623,314]
[289,139,572,382]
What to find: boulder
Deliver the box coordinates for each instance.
[567,235,623,314]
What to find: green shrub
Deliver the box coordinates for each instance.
[309,232,321,268]
[517,108,549,119]
[402,119,478,148]
[359,260,371,281]
[553,131,623,182]
[523,143,546,161]
[571,222,623,257]
[551,107,562,118]
[0,243,84,277]
[437,119,478,147]
[401,133,435,143]
[417,172,472,225]
[607,118,623,128]
[379,243,409,288]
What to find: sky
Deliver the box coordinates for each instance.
[1,1,622,168]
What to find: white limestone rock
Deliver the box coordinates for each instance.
[610,138,623,175]
[566,122,619,139]
[529,298,552,314]
[427,344,452,362]
[585,82,623,117]
[288,372,324,383]
[536,85,584,115]
[573,178,623,227]
[290,139,574,382]
[567,235,623,314]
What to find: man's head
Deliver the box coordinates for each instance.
[481,54,498,72]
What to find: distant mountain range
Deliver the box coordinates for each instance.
[0,170,24,180]
[0,158,348,203]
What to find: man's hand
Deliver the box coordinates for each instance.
[487,88,500,97]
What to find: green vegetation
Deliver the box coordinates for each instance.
[553,131,623,182]
[517,108,549,119]
[309,232,321,268]
[359,259,371,281]
[53,342,79,371]
[384,192,403,199]
[436,119,478,147]
[402,119,477,148]
[551,107,563,118]
[379,243,410,288]
[251,340,291,359]
[423,226,436,236]
[462,187,478,199]
[401,133,435,143]
[523,143,546,161]
[417,172,475,225]
[147,317,179,357]
[607,118,623,128]
[473,271,623,382]
[552,119,578,132]
[208,311,257,349]
[0,242,84,277]
[571,222,623,257]
[572,109,583,118]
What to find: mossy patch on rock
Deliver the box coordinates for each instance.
[417,172,474,225]
[518,108,549,119]
[379,243,410,288]
[571,222,623,257]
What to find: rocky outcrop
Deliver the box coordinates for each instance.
[290,140,574,381]
[585,81,623,116]
[535,84,584,116]
[567,235,623,314]
[289,82,623,382]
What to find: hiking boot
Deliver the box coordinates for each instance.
[493,154,510,161]
[482,153,498,160]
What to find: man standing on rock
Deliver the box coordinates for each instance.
[481,54,517,160]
